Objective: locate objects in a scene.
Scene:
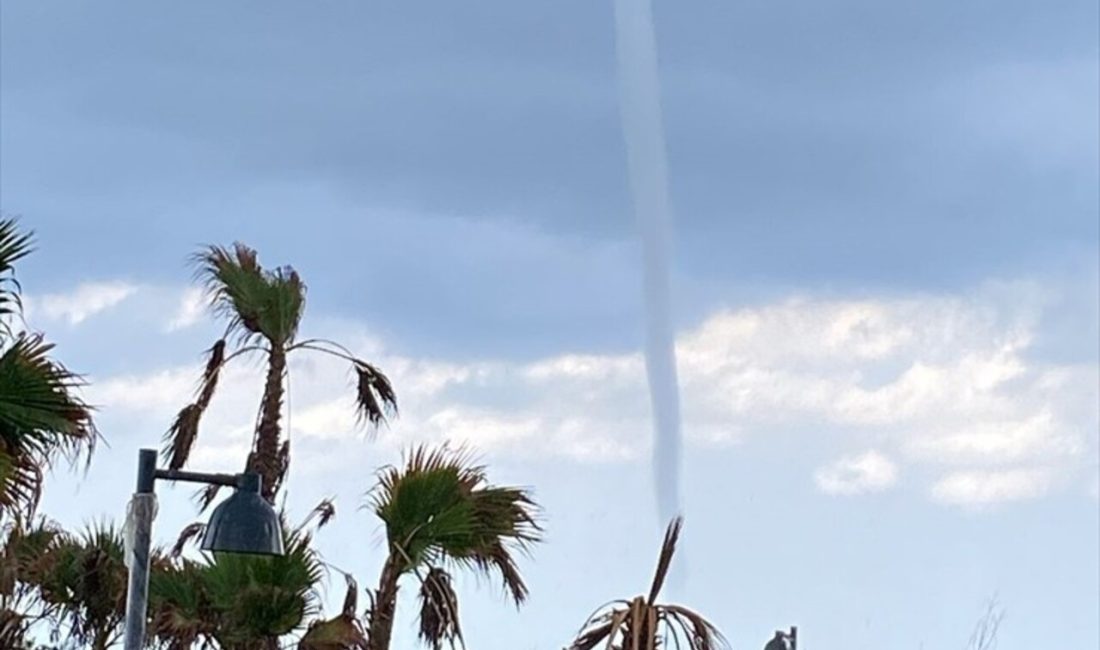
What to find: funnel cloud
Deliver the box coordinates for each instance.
[612,0,683,526]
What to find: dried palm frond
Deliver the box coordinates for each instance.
[161,339,226,471]
[194,484,223,513]
[417,566,462,649]
[353,360,397,428]
[568,517,727,650]
[170,523,206,559]
[299,574,368,650]
[300,498,337,531]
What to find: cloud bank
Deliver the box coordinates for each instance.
[75,281,1097,509]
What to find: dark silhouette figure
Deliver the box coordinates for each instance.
[764,630,790,650]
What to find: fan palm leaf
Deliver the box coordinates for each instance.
[0,332,96,519]
[0,220,96,522]
[366,445,541,650]
[0,218,33,334]
[149,515,327,650]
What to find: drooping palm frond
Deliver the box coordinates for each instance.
[292,339,398,430]
[299,498,337,531]
[353,360,397,428]
[568,518,727,650]
[0,218,33,335]
[169,523,206,559]
[162,339,226,471]
[417,567,461,650]
[195,243,306,347]
[0,334,96,519]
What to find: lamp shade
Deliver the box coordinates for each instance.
[201,474,284,556]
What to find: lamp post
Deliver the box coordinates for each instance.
[122,448,285,650]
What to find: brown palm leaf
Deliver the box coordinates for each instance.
[300,498,337,531]
[568,517,727,650]
[353,360,397,428]
[417,566,462,649]
[161,339,226,471]
[299,574,368,650]
[169,523,206,559]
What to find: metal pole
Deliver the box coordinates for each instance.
[789,625,798,650]
[123,449,158,650]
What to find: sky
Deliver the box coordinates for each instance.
[2,1,1098,648]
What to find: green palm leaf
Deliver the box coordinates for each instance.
[195,243,305,347]
[0,334,96,519]
[367,445,541,650]
[0,218,33,335]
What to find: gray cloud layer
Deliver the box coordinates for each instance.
[3,0,1096,356]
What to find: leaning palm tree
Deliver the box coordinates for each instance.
[163,243,397,503]
[0,219,96,521]
[568,518,727,650]
[365,445,542,650]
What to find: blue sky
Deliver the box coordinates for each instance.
[2,1,1098,648]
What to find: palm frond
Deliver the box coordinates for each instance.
[194,243,305,347]
[299,498,336,531]
[202,517,324,644]
[568,518,727,650]
[353,360,397,428]
[26,522,128,649]
[194,484,223,513]
[0,218,33,335]
[169,523,206,559]
[148,557,216,649]
[0,334,96,518]
[366,445,541,649]
[417,567,462,650]
[161,339,226,470]
[298,574,368,650]
[647,516,681,606]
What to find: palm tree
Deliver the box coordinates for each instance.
[0,520,128,650]
[568,518,727,650]
[0,219,96,521]
[149,505,339,650]
[365,445,542,650]
[163,243,397,503]
[0,518,64,648]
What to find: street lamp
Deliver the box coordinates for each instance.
[122,448,284,650]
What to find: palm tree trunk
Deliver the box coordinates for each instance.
[251,346,287,503]
[368,553,402,650]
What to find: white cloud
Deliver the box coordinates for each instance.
[165,287,207,332]
[814,451,899,496]
[85,285,1098,508]
[29,281,137,325]
[930,468,1055,508]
